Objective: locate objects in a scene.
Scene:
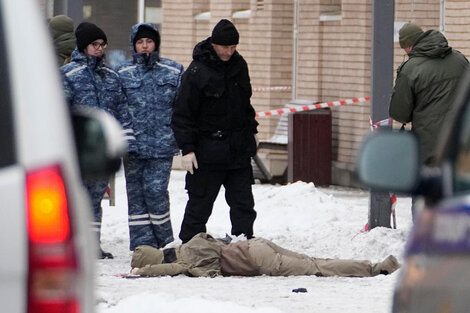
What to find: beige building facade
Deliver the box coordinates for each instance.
[37,0,470,187]
[161,0,470,187]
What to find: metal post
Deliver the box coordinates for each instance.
[138,0,145,23]
[291,0,299,101]
[369,0,395,229]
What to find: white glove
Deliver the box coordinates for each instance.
[181,152,198,175]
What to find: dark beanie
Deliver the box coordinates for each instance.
[75,22,107,52]
[399,23,423,48]
[211,19,239,46]
[133,25,160,51]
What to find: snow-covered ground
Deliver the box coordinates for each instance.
[96,168,412,313]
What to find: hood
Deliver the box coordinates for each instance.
[130,23,160,55]
[409,30,452,59]
[48,15,74,40]
[131,245,164,268]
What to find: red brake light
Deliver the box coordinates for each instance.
[27,165,70,243]
[26,165,80,313]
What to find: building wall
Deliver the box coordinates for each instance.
[162,0,455,187]
[161,0,293,176]
[38,0,468,187]
[442,0,470,55]
[293,0,372,185]
[83,0,138,57]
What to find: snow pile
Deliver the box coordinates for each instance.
[96,169,412,313]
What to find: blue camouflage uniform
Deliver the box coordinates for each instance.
[117,23,183,250]
[61,49,135,245]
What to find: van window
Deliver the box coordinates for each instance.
[0,9,16,168]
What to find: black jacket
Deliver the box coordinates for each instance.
[171,38,258,169]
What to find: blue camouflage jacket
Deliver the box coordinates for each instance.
[61,49,136,150]
[117,23,183,158]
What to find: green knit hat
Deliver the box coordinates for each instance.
[399,23,424,48]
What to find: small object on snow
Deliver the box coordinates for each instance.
[292,288,308,293]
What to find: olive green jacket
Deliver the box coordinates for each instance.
[134,233,225,277]
[389,30,468,165]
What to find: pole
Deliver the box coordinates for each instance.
[369,0,394,229]
[138,0,145,23]
[291,0,299,101]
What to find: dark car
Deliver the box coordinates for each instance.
[356,70,470,313]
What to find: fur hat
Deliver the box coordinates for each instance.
[75,22,107,52]
[399,23,423,48]
[133,25,160,51]
[211,19,239,46]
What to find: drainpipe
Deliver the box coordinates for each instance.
[291,0,299,101]
[439,0,445,33]
[138,0,145,23]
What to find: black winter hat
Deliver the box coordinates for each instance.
[211,19,239,46]
[75,22,107,52]
[133,25,160,51]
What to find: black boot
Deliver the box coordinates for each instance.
[99,247,114,259]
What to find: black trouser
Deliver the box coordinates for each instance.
[179,166,256,243]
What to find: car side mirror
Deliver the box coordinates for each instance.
[356,130,420,193]
[72,106,127,180]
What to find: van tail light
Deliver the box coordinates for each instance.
[26,165,80,313]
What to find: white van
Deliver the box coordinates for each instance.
[0,1,125,313]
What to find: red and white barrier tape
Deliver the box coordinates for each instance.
[255,96,370,118]
[253,86,292,92]
[369,117,393,132]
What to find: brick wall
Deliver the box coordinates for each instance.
[162,0,467,187]
[444,0,470,54]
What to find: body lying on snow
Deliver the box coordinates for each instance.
[127,233,400,278]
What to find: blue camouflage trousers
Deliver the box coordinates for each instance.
[84,178,109,243]
[124,154,174,250]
